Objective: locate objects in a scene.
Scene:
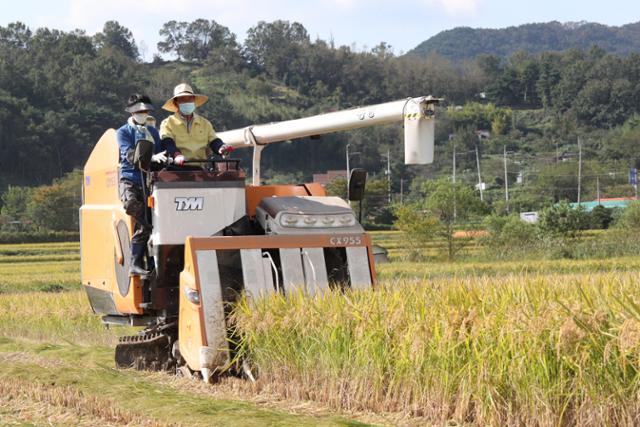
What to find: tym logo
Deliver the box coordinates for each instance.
[175,197,204,211]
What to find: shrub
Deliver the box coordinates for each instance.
[538,201,589,238]
[614,201,640,230]
[26,170,82,232]
[483,214,538,258]
[393,203,440,260]
[589,205,614,229]
[0,185,32,221]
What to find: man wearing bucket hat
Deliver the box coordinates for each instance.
[117,93,176,276]
[159,83,233,165]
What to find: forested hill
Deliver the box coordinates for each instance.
[408,21,640,61]
[2,19,640,216]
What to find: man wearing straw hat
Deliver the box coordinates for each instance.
[159,83,233,165]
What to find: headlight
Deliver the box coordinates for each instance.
[339,214,356,226]
[280,214,299,226]
[278,213,356,228]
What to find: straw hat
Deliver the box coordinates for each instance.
[162,83,209,112]
[125,94,155,113]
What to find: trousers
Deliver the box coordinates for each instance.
[119,179,151,245]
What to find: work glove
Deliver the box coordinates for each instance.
[218,144,234,156]
[151,150,168,164]
[173,154,185,166]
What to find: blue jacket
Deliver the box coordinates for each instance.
[116,121,176,185]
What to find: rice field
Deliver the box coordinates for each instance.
[234,272,640,425]
[0,241,372,426]
[2,236,640,425]
[0,242,79,293]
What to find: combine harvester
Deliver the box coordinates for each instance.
[80,96,440,380]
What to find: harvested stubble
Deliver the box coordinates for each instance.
[0,290,130,345]
[233,272,640,426]
[0,377,177,426]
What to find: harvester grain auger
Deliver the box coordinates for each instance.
[80,96,440,381]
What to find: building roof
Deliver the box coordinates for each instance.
[312,170,348,186]
[569,197,637,211]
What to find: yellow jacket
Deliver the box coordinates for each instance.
[160,113,217,160]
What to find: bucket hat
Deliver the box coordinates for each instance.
[125,94,155,113]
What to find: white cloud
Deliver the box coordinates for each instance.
[425,0,481,15]
[322,0,360,11]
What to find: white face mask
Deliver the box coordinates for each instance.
[132,112,148,125]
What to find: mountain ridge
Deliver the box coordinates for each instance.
[408,21,640,60]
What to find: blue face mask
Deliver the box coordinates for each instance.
[178,102,196,115]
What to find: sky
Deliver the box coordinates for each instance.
[2,0,639,60]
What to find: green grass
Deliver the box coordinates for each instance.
[0,242,377,426]
[0,338,370,427]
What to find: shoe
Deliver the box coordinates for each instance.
[129,258,150,276]
[129,243,150,276]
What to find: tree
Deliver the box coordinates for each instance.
[94,21,139,60]
[26,170,82,231]
[325,176,389,224]
[614,201,640,230]
[538,201,589,238]
[482,214,537,257]
[395,179,484,261]
[393,203,440,260]
[423,179,485,260]
[244,20,310,83]
[185,19,240,64]
[0,21,31,49]
[0,185,32,221]
[157,20,186,60]
[158,19,241,65]
[590,205,613,229]
[536,52,561,109]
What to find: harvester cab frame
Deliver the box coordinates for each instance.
[80,95,440,381]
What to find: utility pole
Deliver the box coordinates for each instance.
[597,176,600,204]
[475,144,484,201]
[346,144,351,180]
[577,137,582,205]
[452,144,457,219]
[400,178,404,204]
[345,144,361,202]
[503,145,509,212]
[386,148,391,204]
[346,143,351,202]
[452,144,456,184]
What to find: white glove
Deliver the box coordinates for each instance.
[218,144,234,156]
[173,154,185,166]
[151,150,168,164]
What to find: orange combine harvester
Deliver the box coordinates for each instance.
[80,96,440,381]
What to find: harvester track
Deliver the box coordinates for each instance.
[115,330,176,372]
